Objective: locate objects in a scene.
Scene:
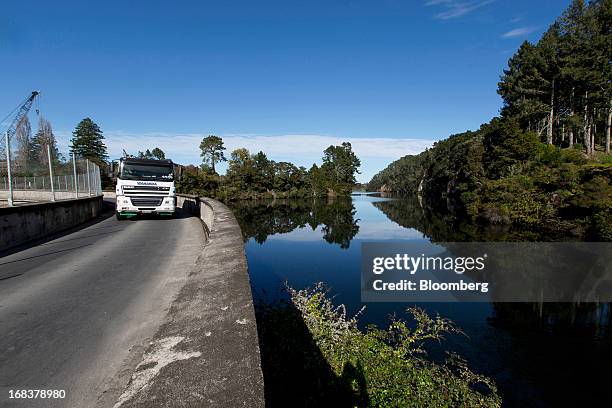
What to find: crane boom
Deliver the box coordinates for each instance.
[0,91,40,155]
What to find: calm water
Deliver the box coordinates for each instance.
[231,195,612,408]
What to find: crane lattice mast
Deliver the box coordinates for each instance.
[0,91,40,156]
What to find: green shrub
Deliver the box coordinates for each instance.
[598,154,612,164]
[288,284,501,407]
[593,210,612,241]
[559,148,587,165]
[538,144,562,165]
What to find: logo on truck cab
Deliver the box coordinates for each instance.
[136,181,158,185]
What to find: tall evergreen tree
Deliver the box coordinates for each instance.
[498,0,611,155]
[537,24,562,144]
[498,42,549,134]
[70,118,108,163]
[199,135,227,174]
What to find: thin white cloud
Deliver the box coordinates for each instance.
[501,26,536,38]
[66,131,432,161]
[425,0,494,20]
[55,131,434,182]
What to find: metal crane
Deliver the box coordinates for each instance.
[0,91,40,155]
[1,91,40,206]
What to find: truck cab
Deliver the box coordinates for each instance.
[115,157,176,219]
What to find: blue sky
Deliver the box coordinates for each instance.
[1,0,569,182]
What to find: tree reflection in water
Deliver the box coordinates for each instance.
[372,196,612,333]
[230,197,359,249]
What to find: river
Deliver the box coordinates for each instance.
[230,194,611,407]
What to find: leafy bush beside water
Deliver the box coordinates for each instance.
[257,284,501,407]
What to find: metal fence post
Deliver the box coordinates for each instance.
[73,152,79,198]
[96,165,101,194]
[5,131,13,206]
[47,144,56,201]
[94,164,98,195]
[86,159,91,196]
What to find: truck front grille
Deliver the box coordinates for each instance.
[129,186,170,191]
[130,197,163,207]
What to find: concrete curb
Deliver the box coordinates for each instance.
[115,196,265,407]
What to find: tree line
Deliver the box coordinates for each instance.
[137,147,166,160]
[498,0,611,155]
[11,115,111,189]
[13,116,108,171]
[13,113,362,200]
[369,0,612,240]
[177,135,361,200]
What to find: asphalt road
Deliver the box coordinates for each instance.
[0,201,205,408]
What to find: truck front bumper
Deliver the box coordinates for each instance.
[116,196,176,215]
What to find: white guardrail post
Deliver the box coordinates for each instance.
[73,152,79,198]
[86,159,91,196]
[5,131,14,206]
[47,144,56,201]
[96,164,101,194]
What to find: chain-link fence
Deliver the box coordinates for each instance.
[1,144,102,207]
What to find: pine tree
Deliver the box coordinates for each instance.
[537,24,562,145]
[497,0,611,154]
[498,41,549,134]
[199,135,227,174]
[70,118,109,164]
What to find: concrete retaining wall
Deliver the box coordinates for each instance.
[0,196,104,253]
[176,195,214,235]
[118,194,264,407]
[0,190,95,202]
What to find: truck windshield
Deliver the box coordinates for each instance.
[120,163,174,181]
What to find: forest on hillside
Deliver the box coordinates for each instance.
[369,0,612,240]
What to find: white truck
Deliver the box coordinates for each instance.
[114,157,176,220]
